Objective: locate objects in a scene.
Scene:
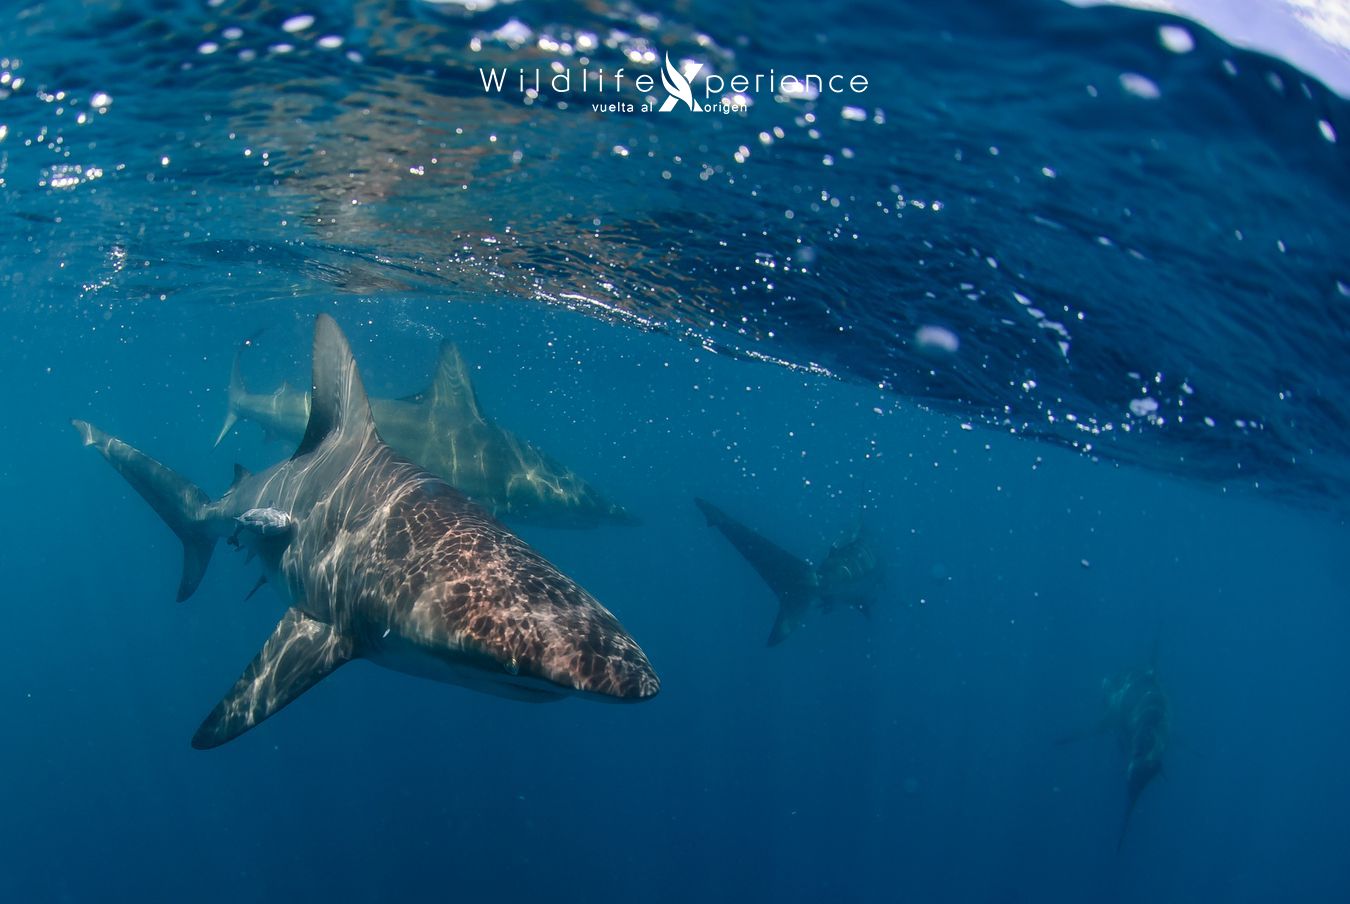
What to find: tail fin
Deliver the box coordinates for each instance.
[694,497,818,646]
[72,420,216,601]
[214,347,247,448]
[1116,788,1141,852]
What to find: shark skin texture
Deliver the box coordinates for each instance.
[74,315,659,749]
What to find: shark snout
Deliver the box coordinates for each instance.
[512,627,660,702]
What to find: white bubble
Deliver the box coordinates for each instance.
[1158,25,1194,54]
[1129,397,1159,417]
[1318,119,1337,143]
[282,14,315,33]
[421,0,501,9]
[915,325,959,353]
[1119,72,1160,99]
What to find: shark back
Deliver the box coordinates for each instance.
[225,339,634,527]
[817,528,883,614]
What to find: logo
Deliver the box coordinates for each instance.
[477,53,870,116]
[659,54,703,112]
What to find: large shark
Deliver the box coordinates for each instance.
[694,497,884,645]
[215,338,635,528]
[74,315,659,749]
[1058,656,1170,850]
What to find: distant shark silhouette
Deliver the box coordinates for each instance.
[216,339,635,528]
[1058,651,1170,850]
[694,497,883,645]
[74,315,659,749]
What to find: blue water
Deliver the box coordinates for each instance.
[2,1,1348,902]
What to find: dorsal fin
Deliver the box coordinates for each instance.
[421,341,486,421]
[293,314,375,458]
[229,463,252,491]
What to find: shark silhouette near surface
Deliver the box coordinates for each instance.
[74,315,659,749]
[694,497,884,645]
[216,339,635,528]
[1058,656,1170,850]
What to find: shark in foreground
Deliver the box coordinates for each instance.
[74,315,659,749]
[215,338,634,528]
[1058,656,1170,850]
[694,497,884,645]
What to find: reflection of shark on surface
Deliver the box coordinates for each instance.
[694,497,884,645]
[74,315,659,749]
[1058,652,1171,850]
[216,339,635,528]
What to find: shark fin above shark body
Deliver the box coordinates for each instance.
[192,607,354,749]
[228,463,253,492]
[420,341,486,423]
[694,497,818,646]
[294,314,377,458]
[71,419,217,602]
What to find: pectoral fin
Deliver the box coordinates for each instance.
[192,608,353,749]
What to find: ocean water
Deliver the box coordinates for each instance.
[1,1,1347,902]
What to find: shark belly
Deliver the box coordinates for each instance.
[364,633,568,703]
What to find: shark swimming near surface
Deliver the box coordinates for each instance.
[215,338,635,528]
[1058,652,1170,850]
[694,497,884,645]
[73,315,659,749]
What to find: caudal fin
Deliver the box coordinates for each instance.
[694,497,818,646]
[1116,790,1140,851]
[72,420,216,601]
[213,347,247,448]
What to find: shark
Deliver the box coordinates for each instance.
[73,315,660,749]
[1105,664,1170,849]
[215,338,635,528]
[694,497,884,645]
[1058,654,1170,850]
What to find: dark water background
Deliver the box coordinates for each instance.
[1,1,1347,902]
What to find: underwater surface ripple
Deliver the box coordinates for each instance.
[1,0,1347,507]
